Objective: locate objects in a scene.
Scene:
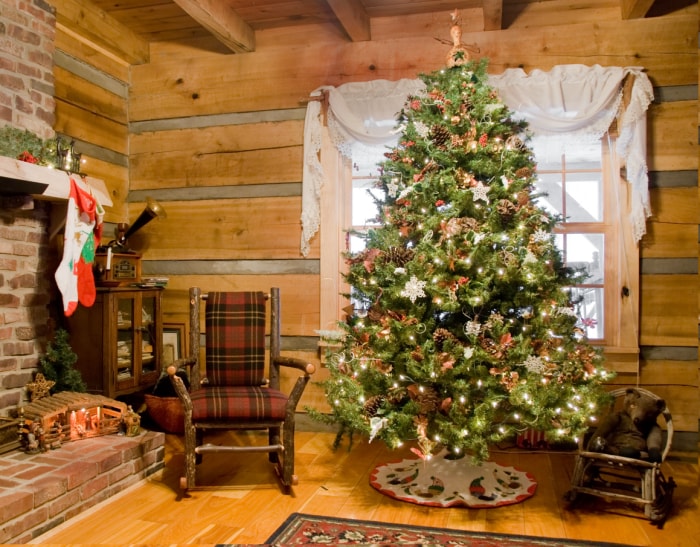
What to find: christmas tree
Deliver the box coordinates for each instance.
[310,32,614,463]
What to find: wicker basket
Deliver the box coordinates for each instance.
[144,394,184,434]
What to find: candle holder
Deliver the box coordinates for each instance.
[54,136,84,175]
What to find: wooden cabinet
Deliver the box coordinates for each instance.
[67,287,163,399]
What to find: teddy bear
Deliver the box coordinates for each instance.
[587,388,666,462]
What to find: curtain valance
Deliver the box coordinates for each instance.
[301,64,654,256]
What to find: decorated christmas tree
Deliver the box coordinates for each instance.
[310,24,614,463]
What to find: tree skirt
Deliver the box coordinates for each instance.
[370,450,537,508]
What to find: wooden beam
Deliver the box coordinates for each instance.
[326,0,371,42]
[172,0,255,53]
[620,0,655,19]
[52,0,149,64]
[482,0,503,31]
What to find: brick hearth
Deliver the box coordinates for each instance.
[0,430,165,543]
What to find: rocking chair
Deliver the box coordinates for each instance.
[565,387,675,525]
[168,287,315,494]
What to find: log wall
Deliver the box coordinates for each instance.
[51,1,698,448]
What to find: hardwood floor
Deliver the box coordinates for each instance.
[34,427,698,546]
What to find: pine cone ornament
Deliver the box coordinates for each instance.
[382,246,415,267]
[433,327,457,350]
[413,386,441,414]
[387,385,408,404]
[497,199,516,219]
[515,166,533,179]
[363,395,386,417]
[430,125,451,148]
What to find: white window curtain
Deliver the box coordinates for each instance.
[300,64,654,256]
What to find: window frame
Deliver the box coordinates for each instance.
[319,123,640,375]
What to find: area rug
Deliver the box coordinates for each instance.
[263,513,633,546]
[370,449,537,507]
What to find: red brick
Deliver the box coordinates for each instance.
[0,506,48,542]
[0,357,18,372]
[2,341,34,356]
[0,227,27,241]
[28,475,67,506]
[0,258,18,271]
[91,447,123,473]
[108,461,134,485]
[15,463,57,481]
[79,473,109,501]
[47,488,78,519]
[0,489,33,524]
[9,273,36,289]
[0,293,20,307]
[12,243,37,256]
[54,460,98,490]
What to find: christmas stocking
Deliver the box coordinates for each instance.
[55,177,104,316]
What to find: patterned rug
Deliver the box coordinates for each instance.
[263,513,633,546]
[370,450,537,507]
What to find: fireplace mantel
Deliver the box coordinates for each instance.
[0,155,113,207]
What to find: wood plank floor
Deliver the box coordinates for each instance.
[34,428,698,546]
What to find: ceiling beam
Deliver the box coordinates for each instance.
[53,0,149,64]
[482,0,503,31]
[620,0,655,19]
[326,0,371,42]
[172,0,255,53]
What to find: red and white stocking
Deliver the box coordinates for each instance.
[55,177,104,316]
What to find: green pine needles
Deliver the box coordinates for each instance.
[39,329,87,394]
[0,125,54,164]
[309,59,614,462]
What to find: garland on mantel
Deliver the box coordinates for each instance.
[0,126,54,165]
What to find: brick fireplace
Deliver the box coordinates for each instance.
[0,0,60,415]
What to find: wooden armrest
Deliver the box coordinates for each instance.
[274,355,316,375]
[170,356,197,371]
[166,365,193,410]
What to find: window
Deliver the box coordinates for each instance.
[323,133,640,372]
[532,136,618,345]
[310,66,652,374]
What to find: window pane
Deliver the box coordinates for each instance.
[565,172,603,222]
[351,179,383,225]
[534,173,563,217]
[555,233,604,283]
[348,233,366,253]
[570,287,604,339]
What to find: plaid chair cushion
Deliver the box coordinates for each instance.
[205,291,266,386]
[191,386,288,421]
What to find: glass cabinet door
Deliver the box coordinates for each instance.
[140,294,157,379]
[116,295,135,387]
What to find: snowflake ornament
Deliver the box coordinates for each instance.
[523,250,538,264]
[400,275,427,303]
[555,306,577,317]
[464,320,481,336]
[413,121,430,138]
[532,229,550,242]
[522,355,546,374]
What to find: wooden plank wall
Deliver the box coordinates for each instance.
[52,1,698,447]
[52,25,130,225]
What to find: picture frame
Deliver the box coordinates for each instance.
[162,323,187,366]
